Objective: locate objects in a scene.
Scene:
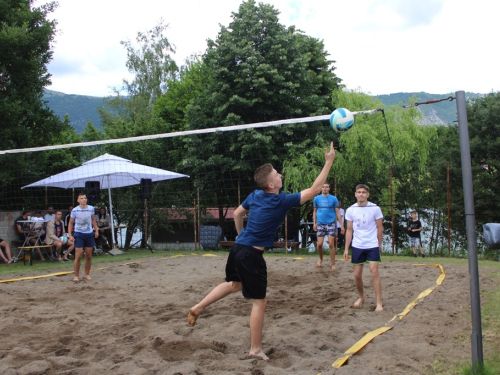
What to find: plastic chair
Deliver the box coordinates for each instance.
[200,226,223,250]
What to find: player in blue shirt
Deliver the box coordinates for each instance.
[188,142,336,360]
[313,183,343,270]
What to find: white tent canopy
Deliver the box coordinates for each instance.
[22,153,190,248]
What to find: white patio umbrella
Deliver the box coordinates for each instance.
[22,153,189,248]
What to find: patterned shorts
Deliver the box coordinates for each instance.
[409,237,421,247]
[316,223,337,237]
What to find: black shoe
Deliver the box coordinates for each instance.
[422,254,426,258]
[413,253,417,258]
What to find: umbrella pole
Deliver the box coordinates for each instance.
[107,176,117,249]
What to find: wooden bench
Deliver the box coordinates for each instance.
[17,245,54,266]
[219,241,300,253]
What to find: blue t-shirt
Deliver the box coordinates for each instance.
[313,194,338,224]
[71,205,95,234]
[236,190,301,247]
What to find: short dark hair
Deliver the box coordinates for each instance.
[22,209,31,215]
[254,163,274,189]
[355,184,370,192]
[78,191,86,198]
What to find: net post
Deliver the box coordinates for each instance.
[456,90,483,370]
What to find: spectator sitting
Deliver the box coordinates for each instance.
[46,210,75,262]
[95,207,111,249]
[64,205,73,232]
[15,210,37,246]
[32,210,46,238]
[44,206,55,222]
[0,237,14,264]
[33,210,54,260]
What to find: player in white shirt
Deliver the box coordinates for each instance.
[68,193,99,282]
[343,184,384,312]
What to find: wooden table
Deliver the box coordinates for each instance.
[219,241,300,253]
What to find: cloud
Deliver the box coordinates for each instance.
[35,0,500,97]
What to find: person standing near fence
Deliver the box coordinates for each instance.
[313,183,343,270]
[408,210,426,258]
[188,142,336,360]
[67,193,99,282]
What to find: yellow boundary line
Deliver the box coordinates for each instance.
[1,256,445,373]
[330,264,446,370]
[0,253,219,284]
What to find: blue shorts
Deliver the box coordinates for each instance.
[74,232,95,249]
[351,247,381,265]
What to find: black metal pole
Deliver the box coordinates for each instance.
[456,90,483,370]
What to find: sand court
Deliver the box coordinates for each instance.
[0,254,495,374]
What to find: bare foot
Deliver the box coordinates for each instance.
[331,264,336,271]
[72,277,79,283]
[249,351,269,360]
[316,260,322,268]
[375,304,384,312]
[188,308,200,326]
[352,298,364,308]
[84,275,91,281]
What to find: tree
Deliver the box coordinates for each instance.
[0,0,66,149]
[467,92,500,224]
[0,0,80,210]
[98,21,182,248]
[181,0,341,228]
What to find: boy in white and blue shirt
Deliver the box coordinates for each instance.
[68,193,99,283]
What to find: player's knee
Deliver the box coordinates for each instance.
[369,268,380,278]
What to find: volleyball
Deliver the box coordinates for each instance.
[330,108,354,132]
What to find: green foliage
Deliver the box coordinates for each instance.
[0,1,84,209]
[120,19,177,104]
[181,0,341,215]
[0,0,66,149]
[467,92,500,225]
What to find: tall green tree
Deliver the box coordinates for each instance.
[0,0,65,150]
[467,92,500,224]
[0,0,80,210]
[98,21,182,247]
[181,0,341,225]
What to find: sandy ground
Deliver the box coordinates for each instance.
[0,254,497,375]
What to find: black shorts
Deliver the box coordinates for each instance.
[225,243,267,299]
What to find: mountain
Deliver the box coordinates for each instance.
[375,91,483,125]
[43,89,104,133]
[42,89,484,133]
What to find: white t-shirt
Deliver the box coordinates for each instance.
[71,205,95,234]
[336,208,345,228]
[345,202,383,249]
[44,213,55,222]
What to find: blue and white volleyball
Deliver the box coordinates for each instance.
[330,108,354,132]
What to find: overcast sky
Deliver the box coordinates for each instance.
[37,0,498,98]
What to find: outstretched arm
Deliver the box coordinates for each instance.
[300,142,335,204]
